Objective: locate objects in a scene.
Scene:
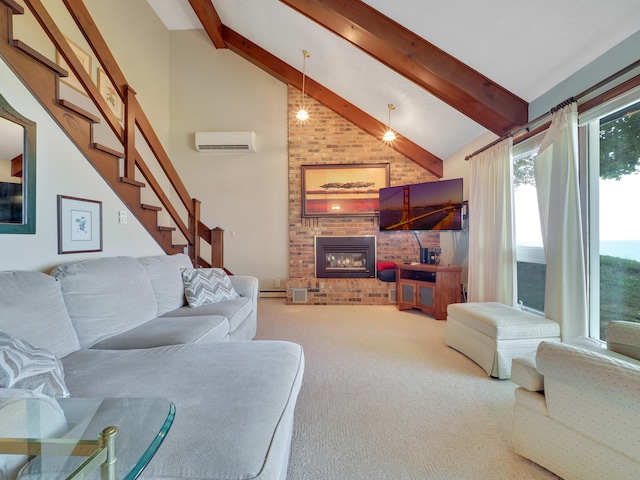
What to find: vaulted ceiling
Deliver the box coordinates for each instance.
[148,0,640,176]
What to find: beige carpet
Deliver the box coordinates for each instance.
[255,299,560,480]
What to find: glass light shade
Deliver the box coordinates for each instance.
[383,130,396,142]
[296,109,309,121]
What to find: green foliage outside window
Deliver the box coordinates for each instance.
[513,102,640,187]
[599,102,640,180]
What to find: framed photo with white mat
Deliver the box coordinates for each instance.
[57,195,102,254]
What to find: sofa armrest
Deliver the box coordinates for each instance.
[535,340,640,463]
[230,275,259,304]
[607,321,640,361]
[537,341,640,401]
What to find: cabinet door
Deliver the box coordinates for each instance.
[400,282,416,305]
[417,284,435,310]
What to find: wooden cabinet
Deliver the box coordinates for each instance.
[395,263,462,320]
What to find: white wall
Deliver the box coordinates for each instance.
[1,2,289,284]
[440,131,498,289]
[168,30,289,288]
[0,59,163,273]
[530,30,640,119]
[84,0,172,145]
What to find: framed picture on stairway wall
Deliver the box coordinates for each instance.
[98,68,124,121]
[56,36,92,96]
[57,195,103,254]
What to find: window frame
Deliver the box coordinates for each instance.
[579,87,640,339]
[512,133,546,313]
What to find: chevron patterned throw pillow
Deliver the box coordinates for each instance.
[182,268,240,308]
[0,331,70,398]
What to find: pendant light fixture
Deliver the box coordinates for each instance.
[382,103,396,142]
[296,50,311,121]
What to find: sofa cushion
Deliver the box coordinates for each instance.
[606,321,640,361]
[51,257,157,348]
[447,302,560,340]
[0,271,80,357]
[182,268,239,307]
[510,351,543,391]
[138,254,193,316]
[61,341,304,480]
[511,336,630,392]
[90,315,230,349]
[162,297,252,335]
[0,331,70,398]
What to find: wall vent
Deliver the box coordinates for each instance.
[292,288,308,304]
[195,131,257,154]
[388,288,396,304]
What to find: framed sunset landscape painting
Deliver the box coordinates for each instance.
[302,164,389,217]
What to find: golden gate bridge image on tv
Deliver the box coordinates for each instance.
[378,179,464,231]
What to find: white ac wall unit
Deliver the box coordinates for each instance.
[195,131,257,154]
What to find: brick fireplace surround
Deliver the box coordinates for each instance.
[287,86,440,305]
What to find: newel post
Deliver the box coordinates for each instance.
[210,227,224,269]
[123,85,137,180]
[189,198,201,266]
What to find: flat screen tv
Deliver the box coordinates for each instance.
[378,178,464,231]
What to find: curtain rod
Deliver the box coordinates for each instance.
[465,96,576,160]
[465,57,640,161]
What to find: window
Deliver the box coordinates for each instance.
[584,99,640,339]
[513,137,545,313]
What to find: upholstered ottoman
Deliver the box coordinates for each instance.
[445,302,560,379]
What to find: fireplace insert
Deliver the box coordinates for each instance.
[314,236,376,278]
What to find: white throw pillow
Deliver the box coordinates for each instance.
[182,268,239,308]
[0,331,70,398]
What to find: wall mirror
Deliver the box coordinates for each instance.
[0,94,36,234]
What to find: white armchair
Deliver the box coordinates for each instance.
[511,321,640,480]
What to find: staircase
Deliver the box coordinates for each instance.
[0,0,224,268]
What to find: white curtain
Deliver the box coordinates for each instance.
[468,137,516,305]
[534,103,588,340]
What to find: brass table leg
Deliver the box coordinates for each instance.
[100,426,119,480]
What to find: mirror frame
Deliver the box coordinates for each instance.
[0,93,36,234]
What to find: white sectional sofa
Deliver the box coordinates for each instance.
[511,321,640,480]
[0,254,304,480]
[50,253,258,346]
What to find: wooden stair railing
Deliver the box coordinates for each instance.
[0,0,225,268]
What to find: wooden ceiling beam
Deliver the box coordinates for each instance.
[222,26,443,177]
[187,0,226,49]
[280,0,528,136]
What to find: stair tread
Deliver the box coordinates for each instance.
[12,40,66,76]
[93,143,124,158]
[119,176,145,188]
[2,0,24,14]
[141,203,162,211]
[158,226,176,231]
[59,100,101,123]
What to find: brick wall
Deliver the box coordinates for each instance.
[287,86,439,304]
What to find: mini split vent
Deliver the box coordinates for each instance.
[195,131,257,154]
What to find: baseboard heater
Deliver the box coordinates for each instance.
[259,289,286,298]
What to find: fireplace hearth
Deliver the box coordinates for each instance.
[315,236,376,278]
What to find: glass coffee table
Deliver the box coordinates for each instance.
[0,397,174,480]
